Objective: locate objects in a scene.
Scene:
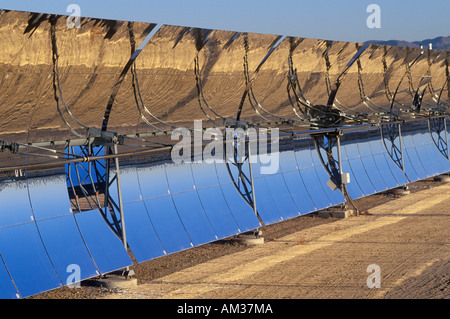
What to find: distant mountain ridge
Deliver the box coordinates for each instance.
[367,35,450,51]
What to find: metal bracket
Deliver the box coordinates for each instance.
[224,118,249,129]
[308,105,347,128]
[87,127,123,147]
[0,140,19,154]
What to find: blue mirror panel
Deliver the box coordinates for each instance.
[166,163,196,194]
[341,160,364,199]
[368,153,396,189]
[308,142,350,201]
[370,138,408,186]
[171,191,217,246]
[123,201,166,262]
[191,161,220,188]
[219,182,261,232]
[295,147,344,206]
[342,141,360,160]
[28,175,73,220]
[427,131,450,173]
[252,177,282,225]
[279,151,299,172]
[137,164,170,199]
[402,134,428,179]
[357,146,387,192]
[282,171,316,214]
[144,196,193,254]
[214,161,233,185]
[257,155,280,176]
[0,260,19,299]
[116,166,142,204]
[347,157,376,196]
[197,187,241,238]
[397,136,419,182]
[0,222,62,298]
[74,209,132,275]
[36,215,99,283]
[0,179,33,227]
[263,173,300,220]
[357,137,374,158]
[309,145,325,167]
[414,132,443,176]
[367,138,400,188]
[402,134,426,180]
[294,147,315,169]
[299,167,332,210]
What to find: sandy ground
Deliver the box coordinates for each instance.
[101,182,449,300]
[31,179,449,300]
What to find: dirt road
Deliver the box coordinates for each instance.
[102,183,450,299]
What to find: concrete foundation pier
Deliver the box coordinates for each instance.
[434,174,450,182]
[391,186,411,196]
[317,209,354,219]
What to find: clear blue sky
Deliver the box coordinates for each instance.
[0,0,448,43]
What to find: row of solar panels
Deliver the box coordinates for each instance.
[340,124,450,198]
[1,123,449,298]
[0,175,132,298]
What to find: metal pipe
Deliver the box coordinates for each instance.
[2,115,450,173]
[336,134,343,175]
[444,119,449,161]
[398,123,406,174]
[15,114,450,150]
[247,142,257,216]
[0,146,172,173]
[113,143,128,261]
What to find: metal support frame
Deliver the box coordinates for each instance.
[65,137,132,277]
[380,50,426,184]
[389,50,425,117]
[224,127,263,227]
[380,122,406,175]
[287,52,312,120]
[287,41,372,129]
[311,131,359,214]
[412,76,432,112]
[66,143,105,215]
[312,132,342,188]
[112,143,132,277]
[428,116,449,160]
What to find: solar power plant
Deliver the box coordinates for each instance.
[0,9,449,298]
